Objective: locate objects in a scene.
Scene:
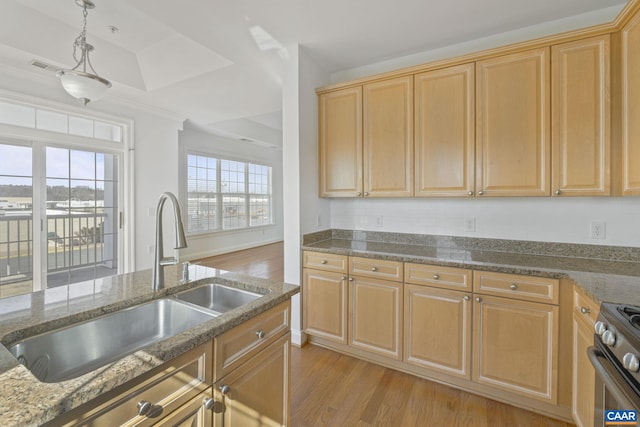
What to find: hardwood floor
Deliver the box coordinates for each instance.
[196,243,575,427]
[195,241,284,281]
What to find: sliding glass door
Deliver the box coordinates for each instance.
[0,141,121,297]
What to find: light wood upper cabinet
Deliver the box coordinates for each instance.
[473,294,559,404]
[552,35,611,196]
[476,48,551,196]
[414,63,475,197]
[363,76,414,197]
[318,87,363,197]
[622,11,640,195]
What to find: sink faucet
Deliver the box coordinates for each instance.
[152,192,188,291]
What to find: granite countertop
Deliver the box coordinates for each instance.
[302,237,640,306]
[0,264,299,427]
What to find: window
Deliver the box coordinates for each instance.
[187,154,272,233]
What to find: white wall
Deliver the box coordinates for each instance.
[178,123,284,260]
[0,67,185,271]
[322,5,640,249]
[332,198,640,247]
[282,45,331,345]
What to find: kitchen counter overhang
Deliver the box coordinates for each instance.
[0,264,299,427]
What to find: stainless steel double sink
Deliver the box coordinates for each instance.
[8,283,263,383]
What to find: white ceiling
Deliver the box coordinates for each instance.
[0,0,629,145]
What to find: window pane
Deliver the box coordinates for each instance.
[95,121,122,142]
[222,195,246,229]
[70,150,95,179]
[221,160,244,193]
[250,196,271,227]
[69,116,93,137]
[37,110,68,133]
[187,195,217,233]
[0,144,33,297]
[0,101,35,128]
[46,147,69,179]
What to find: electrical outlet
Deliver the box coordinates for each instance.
[465,218,476,232]
[374,215,383,227]
[590,221,606,240]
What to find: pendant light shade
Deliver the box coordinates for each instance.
[57,0,111,105]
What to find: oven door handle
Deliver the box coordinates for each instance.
[588,346,640,409]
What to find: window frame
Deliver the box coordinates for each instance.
[184,150,274,236]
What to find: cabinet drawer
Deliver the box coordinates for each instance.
[473,271,559,304]
[214,300,290,380]
[303,251,348,273]
[404,263,472,291]
[574,286,599,325]
[349,256,403,282]
[58,343,212,427]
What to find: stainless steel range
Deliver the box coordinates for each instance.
[589,303,640,426]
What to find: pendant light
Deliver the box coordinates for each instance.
[57,0,111,106]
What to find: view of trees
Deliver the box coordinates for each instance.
[0,185,104,201]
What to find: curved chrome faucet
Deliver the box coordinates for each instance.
[152,192,188,291]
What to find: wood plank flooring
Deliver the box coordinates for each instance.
[196,243,575,427]
[195,241,284,281]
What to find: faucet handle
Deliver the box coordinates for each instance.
[159,257,178,266]
[181,262,190,282]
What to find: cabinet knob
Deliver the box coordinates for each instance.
[364,192,369,196]
[321,260,327,264]
[475,297,482,303]
[580,306,591,315]
[555,189,561,195]
[341,276,347,281]
[432,274,440,280]
[137,400,152,416]
[348,277,354,281]
[203,398,225,413]
[219,384,230,395]
[463,295,470,301]
[256,330,266,339]
[510,284,518,290]
[467,191,474,196]
[356,192,362,196]
[478,190,484,196]
[371,267,377,272]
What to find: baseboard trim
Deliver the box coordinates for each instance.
[291,329,307,347]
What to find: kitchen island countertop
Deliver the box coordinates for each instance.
[0,264,299,427]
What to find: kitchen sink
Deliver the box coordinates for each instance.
[173,283,264,315]
[8,298,216,383]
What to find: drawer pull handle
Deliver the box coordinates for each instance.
[203,397,225,413]
[371,267,378,272]
[321,260,327,264]
[219,384,230,396]
[256,330,266,339]
[137,400,152,416]
[581,306,591,315]
[433,274,440,280]
[510,284,518,290]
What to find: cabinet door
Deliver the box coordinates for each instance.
[622,12,640,195]
[476,48,550,196]
[552,35,610,196]
[363,76,414,197]
[572,311,596,427]
[473,295,558,403]
[318,87,363,197]
[214,334,290,427]
[415,63,475,197]
[404,285,472,379]
[349,276,403,360]
[302,268,348,344]
[155,389,214,427]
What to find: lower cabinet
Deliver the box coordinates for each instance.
[572,287,599,427]
[349,276,403,360]
[155,388,214,427]
[214,334,290,427]
[472,294,559,404]
[404,284,472,379]
[302,268,348,344]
